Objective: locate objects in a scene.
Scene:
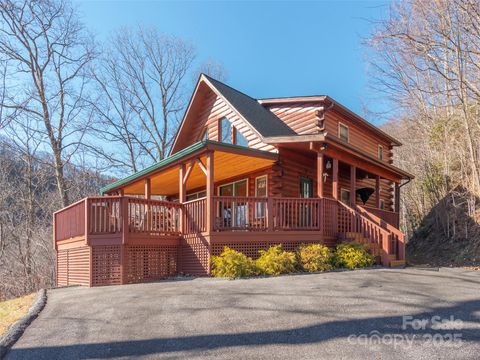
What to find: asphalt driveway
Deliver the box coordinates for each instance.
[6,268,480,359]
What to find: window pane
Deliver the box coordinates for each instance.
[235,128,248,147]
[219,184,233,196]
[341,189,350,204]
[339,124,349,142]
[378,146,383,160]
[221,118,232,143]
[300,177,313,198]
[234,180,247,196]
[256,177,267,197]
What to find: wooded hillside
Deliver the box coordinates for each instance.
[370,0,480,265]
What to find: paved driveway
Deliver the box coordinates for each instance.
[6,268,480,359]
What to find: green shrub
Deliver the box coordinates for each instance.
[211,247,257,279]
[256,245,297,276]
[297,243,333,272]
[333,242,374,269]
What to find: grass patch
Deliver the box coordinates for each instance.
[0,293,36,336]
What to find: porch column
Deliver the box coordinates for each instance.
[332,158,339,200]
[350,165,356,206]
[394,182,400,214]
[375,175,381,208]
[144,178,151,200]
[179,164,186,233]
[206,152,214,233]
[317,152,324,198]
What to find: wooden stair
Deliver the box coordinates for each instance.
[343,231,404,268]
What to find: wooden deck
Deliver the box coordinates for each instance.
[54,195,404,286]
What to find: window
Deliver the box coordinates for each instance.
[300,177,313,198]
[186,190,206,202]
[220,118,232,144]
[218,179,248,227]
[339,123,349,142]
[378,145,384,160]
[255,176,267,218]
[255,176,267,197]
[340,188,351,204]
[234,127,248,147]
[379,199,385,210]
[218,179,248,196]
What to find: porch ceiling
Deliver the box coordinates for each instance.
[119,145,277,196]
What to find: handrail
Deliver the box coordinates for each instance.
[355,206,403,238]
[337,201,392,265]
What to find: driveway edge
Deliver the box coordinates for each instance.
[0,289,47,359]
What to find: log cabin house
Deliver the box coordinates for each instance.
[53,74,413,287]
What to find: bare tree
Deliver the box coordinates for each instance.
[0,0,96,207]
[90,27,195,172]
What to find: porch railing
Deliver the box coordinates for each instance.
[54,195,404,264]
[213,196,269,231]
[361,206,399,228]
[183,197,207,234]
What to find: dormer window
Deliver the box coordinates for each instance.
[220,117,232,144]
[339,123,349,142]
[378,145,384,160]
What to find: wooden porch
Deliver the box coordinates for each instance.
[54,140,408,287]
[54,193,405,286]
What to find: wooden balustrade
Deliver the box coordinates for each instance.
[87,197,122,235]
[54,198,87,241]
[183,197,207,234]
[213,196,269,231]
[322,198,338,237]
[127,198,181,235]
[361,206,399,228]
[272,198,321,230]
[54,195,403,265]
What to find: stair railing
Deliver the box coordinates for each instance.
[337,201,393,266]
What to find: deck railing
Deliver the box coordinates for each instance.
[127,198,181,235]
[54,195,403,263]
[272,198,321,230]
[183,197,207,234]
[213,196,269,231]
[54,198,87,241]
[361,206,399,228]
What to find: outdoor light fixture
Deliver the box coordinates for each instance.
[326,160,332,170]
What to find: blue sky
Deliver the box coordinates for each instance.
[77,0,390,125]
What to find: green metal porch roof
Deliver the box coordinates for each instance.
[100,140,277,195]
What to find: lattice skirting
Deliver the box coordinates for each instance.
[178,235,210,276]
[211,240,327,260]
[92,245,122,286]
[124,245,178,284]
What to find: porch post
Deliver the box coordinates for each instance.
[206,152,214,233]
[179,164,186,232]
[394,182,400,214]
[317,152,324,198]
[350,165,356,206]
[332,158,339,200]
[375,175,381,208]
[144,178,151,200]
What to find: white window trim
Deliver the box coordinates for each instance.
[255,175,268,197]
[217,178,249,196]
[338,122,349,142]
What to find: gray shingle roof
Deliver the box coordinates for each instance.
[204,75,296,137]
